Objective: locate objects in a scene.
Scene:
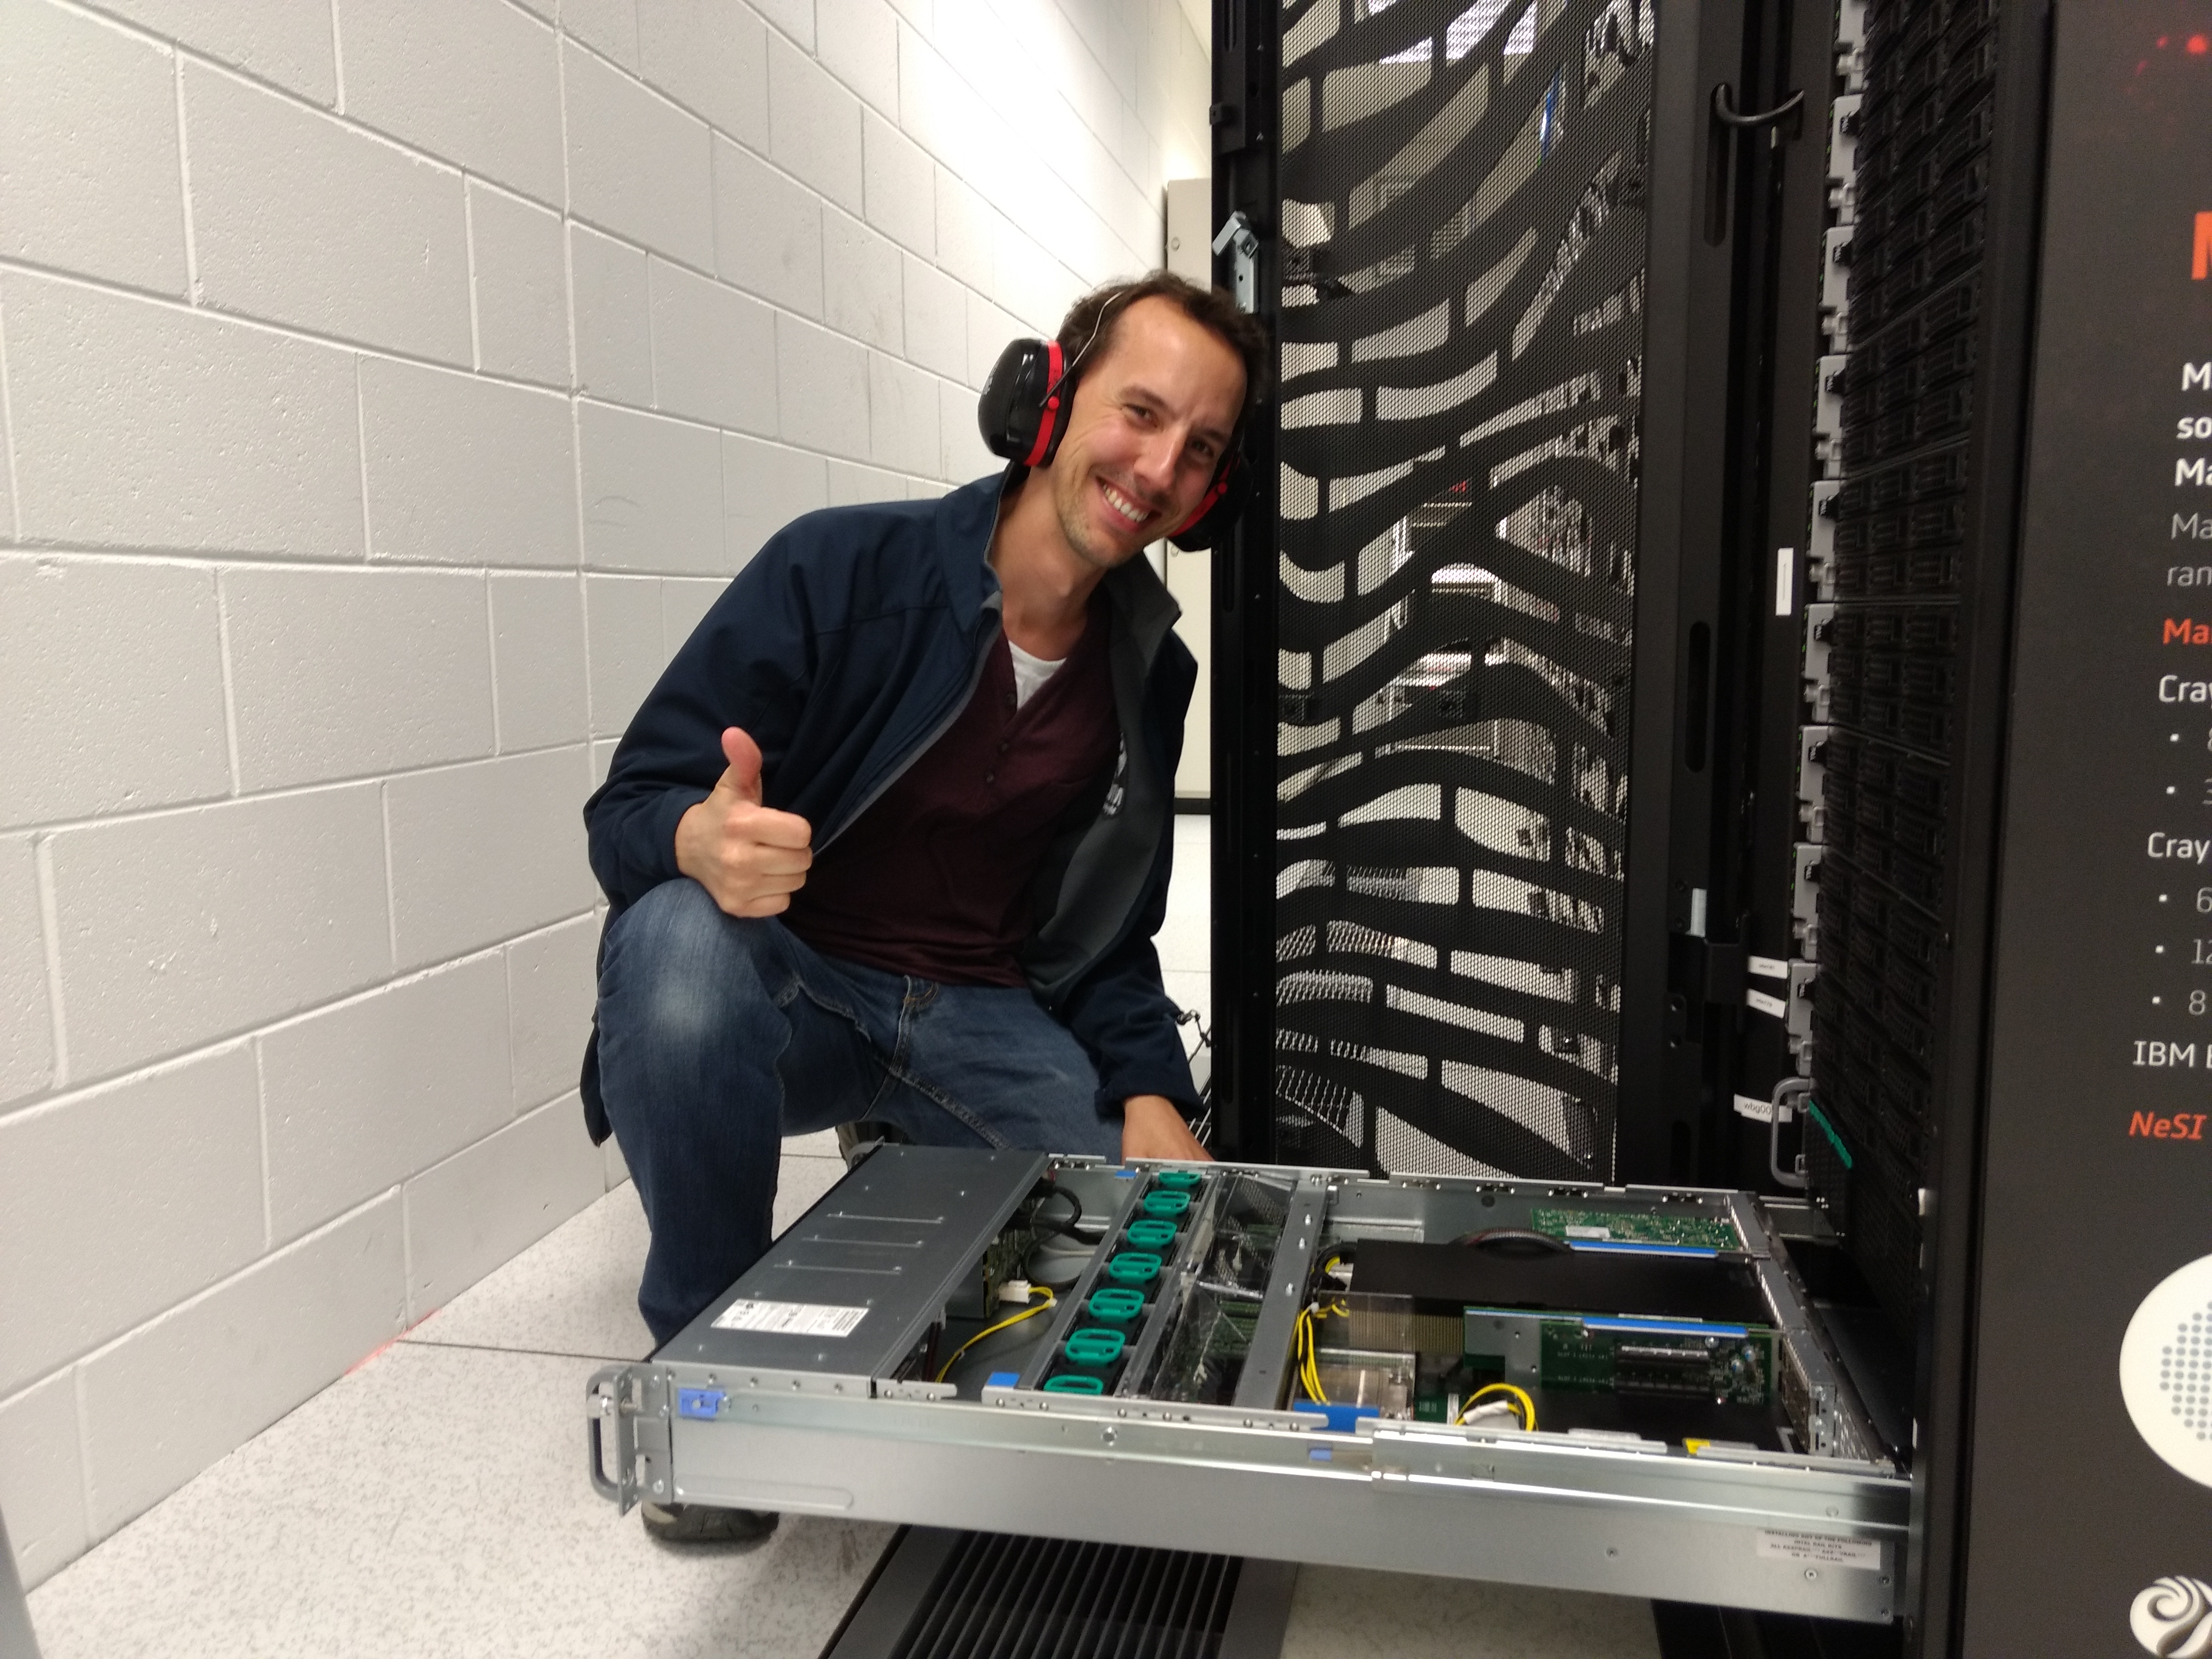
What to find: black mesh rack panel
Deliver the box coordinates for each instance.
[1267,0,1655,1180]
[823,1528,1262,1659]
[1808,0,2000,1327]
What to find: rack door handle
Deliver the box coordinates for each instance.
[1711,84,1806,129]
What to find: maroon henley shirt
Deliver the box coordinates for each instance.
[782,602,1120,986]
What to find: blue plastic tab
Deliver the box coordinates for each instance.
[1312,1403,1379,1434]
[986,1371,1020,1388]
[676,1388,725,1420]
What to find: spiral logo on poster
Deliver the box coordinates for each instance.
[2134,1576,2212,1657]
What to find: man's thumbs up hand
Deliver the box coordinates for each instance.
[719,726,764,806]
[674,726,815,917]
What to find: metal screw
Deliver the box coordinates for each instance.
[1805,1568,1819,1581]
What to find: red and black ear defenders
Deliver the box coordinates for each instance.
[976,335,1250,552]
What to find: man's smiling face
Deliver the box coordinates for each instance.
[1043,296,1247,572]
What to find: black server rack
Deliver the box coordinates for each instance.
[1208,0,2212,1649]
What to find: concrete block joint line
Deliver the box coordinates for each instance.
[0,0,1213,1594]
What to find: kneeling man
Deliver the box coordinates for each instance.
[578,273,1263,1535]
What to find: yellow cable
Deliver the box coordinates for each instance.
[1455,1382,1536,1431]
[1298,1302,1329,1405]
[934,1287,1054,1382]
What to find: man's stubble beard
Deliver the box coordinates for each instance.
[1050,460,1149,575]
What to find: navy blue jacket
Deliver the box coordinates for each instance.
[578,471,1200,1142]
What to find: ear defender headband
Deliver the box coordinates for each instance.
[976,302,1250,553]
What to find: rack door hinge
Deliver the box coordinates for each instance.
[1213,211,1260,312]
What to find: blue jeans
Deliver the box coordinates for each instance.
[596,878,1123,1345]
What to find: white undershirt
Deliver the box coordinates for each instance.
[1007,639,1066,709]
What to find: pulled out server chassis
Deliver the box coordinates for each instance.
[585,1148,1905,1623]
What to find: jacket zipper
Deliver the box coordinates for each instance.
[815,494,1012,853]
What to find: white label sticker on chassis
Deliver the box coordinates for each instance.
[1756,1530,1883,1570]
[712,1298,869,1337]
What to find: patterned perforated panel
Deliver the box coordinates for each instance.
[1268,0,1654,1179]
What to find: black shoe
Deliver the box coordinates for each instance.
[640,1500,781,1544]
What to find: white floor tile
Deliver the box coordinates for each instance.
[24,1342,890,1659]
[1154,914,1208,974]
[1156,815,1211,974]
[1172,813,1212,890]
[772,1154,845,1236]
[1278,1564,1659,1658]
[403,1179,655,1361]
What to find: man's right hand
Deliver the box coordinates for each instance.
[674,728,815,917]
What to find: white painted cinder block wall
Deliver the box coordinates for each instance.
[0,0,1208,1589]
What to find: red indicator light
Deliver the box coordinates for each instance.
[2190,33,2210,52]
